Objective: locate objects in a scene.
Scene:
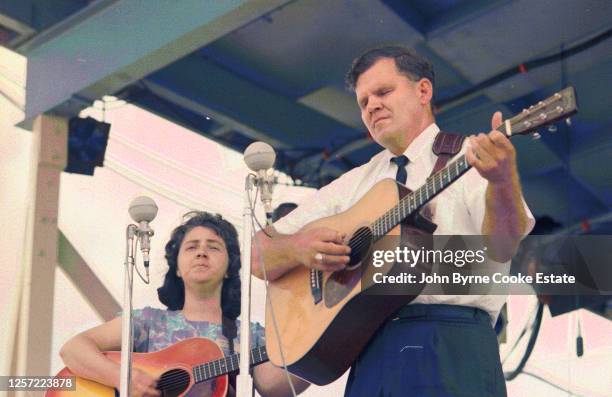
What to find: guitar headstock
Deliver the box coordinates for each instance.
[506,86,578,137]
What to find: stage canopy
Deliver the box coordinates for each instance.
[1,0,611,229]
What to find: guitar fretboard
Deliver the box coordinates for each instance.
[371,122,509,238]
[192,345,268,383]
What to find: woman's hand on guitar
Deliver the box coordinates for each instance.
[291,227,351,271]
[130,369,160,397]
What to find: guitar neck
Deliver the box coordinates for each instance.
[372,123,513,238]
[192,346,268,383]
[369,87,577,238]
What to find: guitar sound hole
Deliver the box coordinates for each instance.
[346,227,373,270]
[324,227,371,307]
[157,368,190,397]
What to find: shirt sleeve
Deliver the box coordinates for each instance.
[273,164,370,234]
[273,186,338,234]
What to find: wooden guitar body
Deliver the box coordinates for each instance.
[46,338,229,397]
[265,178,432,385]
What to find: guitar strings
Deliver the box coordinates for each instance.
[347,206,407,254]
[155,348,264,390]
[376,156,467,234]
[154,362,219,389]
[340,156,469,260]
[155,363,224,388]
[156,373,202,391]
[348,193,417,252]
[156,371,190,392]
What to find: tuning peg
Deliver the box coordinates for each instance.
[565,117,572,126]
[548,125,557,133]
[531,132,541,140]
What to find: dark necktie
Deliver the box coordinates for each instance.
[390,155,409,184]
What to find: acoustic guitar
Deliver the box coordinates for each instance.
[265,87,578,385]
[46,337,268,397]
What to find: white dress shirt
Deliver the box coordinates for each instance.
[274,123,535,322]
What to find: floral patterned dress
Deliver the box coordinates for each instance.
[132,306,265,355]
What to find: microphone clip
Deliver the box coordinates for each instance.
[255,170,276,225]
[136,221,154,274]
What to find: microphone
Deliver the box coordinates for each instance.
[244,141,276,224]
[128,196,158,277]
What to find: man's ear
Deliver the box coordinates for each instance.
[418,78,433,105]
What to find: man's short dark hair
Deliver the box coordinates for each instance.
[345,45,435,92]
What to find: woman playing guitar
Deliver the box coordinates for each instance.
[59,211,309,397]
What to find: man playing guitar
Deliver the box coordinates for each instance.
[252,46,535,396]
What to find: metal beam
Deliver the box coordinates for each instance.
[287,136,375,184]
[380,0,427,34]
[22,0,290,121]
[0,12,36,47]
[58,232,120,322]
[329,137,373,159]
[210,125,235,138]
[426,0,512,38]
[142,79,286,147]
[144,55,360,148]
[16,0,120,53]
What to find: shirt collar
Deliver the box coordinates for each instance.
[381,123,440,163]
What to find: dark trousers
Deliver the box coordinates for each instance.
[344,304,507,397]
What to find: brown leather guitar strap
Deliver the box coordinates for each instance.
[431,131,465,174]
[403,131,465,234]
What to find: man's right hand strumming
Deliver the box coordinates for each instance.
[290,227,351,272]
[252,226,351,281]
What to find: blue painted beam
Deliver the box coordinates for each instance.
[23,0,289,120]
[380,0,427,34]
[426,0,512,37]
[145,54,361,149]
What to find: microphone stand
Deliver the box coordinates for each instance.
[119,224,138,397]
[239,142,276,396]
[237,174,256,397]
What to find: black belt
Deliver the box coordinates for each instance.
[395,303,491,323]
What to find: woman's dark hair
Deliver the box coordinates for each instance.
[345,45,435,92]
[157,211,241,325]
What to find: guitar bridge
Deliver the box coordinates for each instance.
[310,269,323,304]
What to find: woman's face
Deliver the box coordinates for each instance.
[176,226,229,289]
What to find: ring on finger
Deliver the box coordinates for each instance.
[315,252,324,262]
